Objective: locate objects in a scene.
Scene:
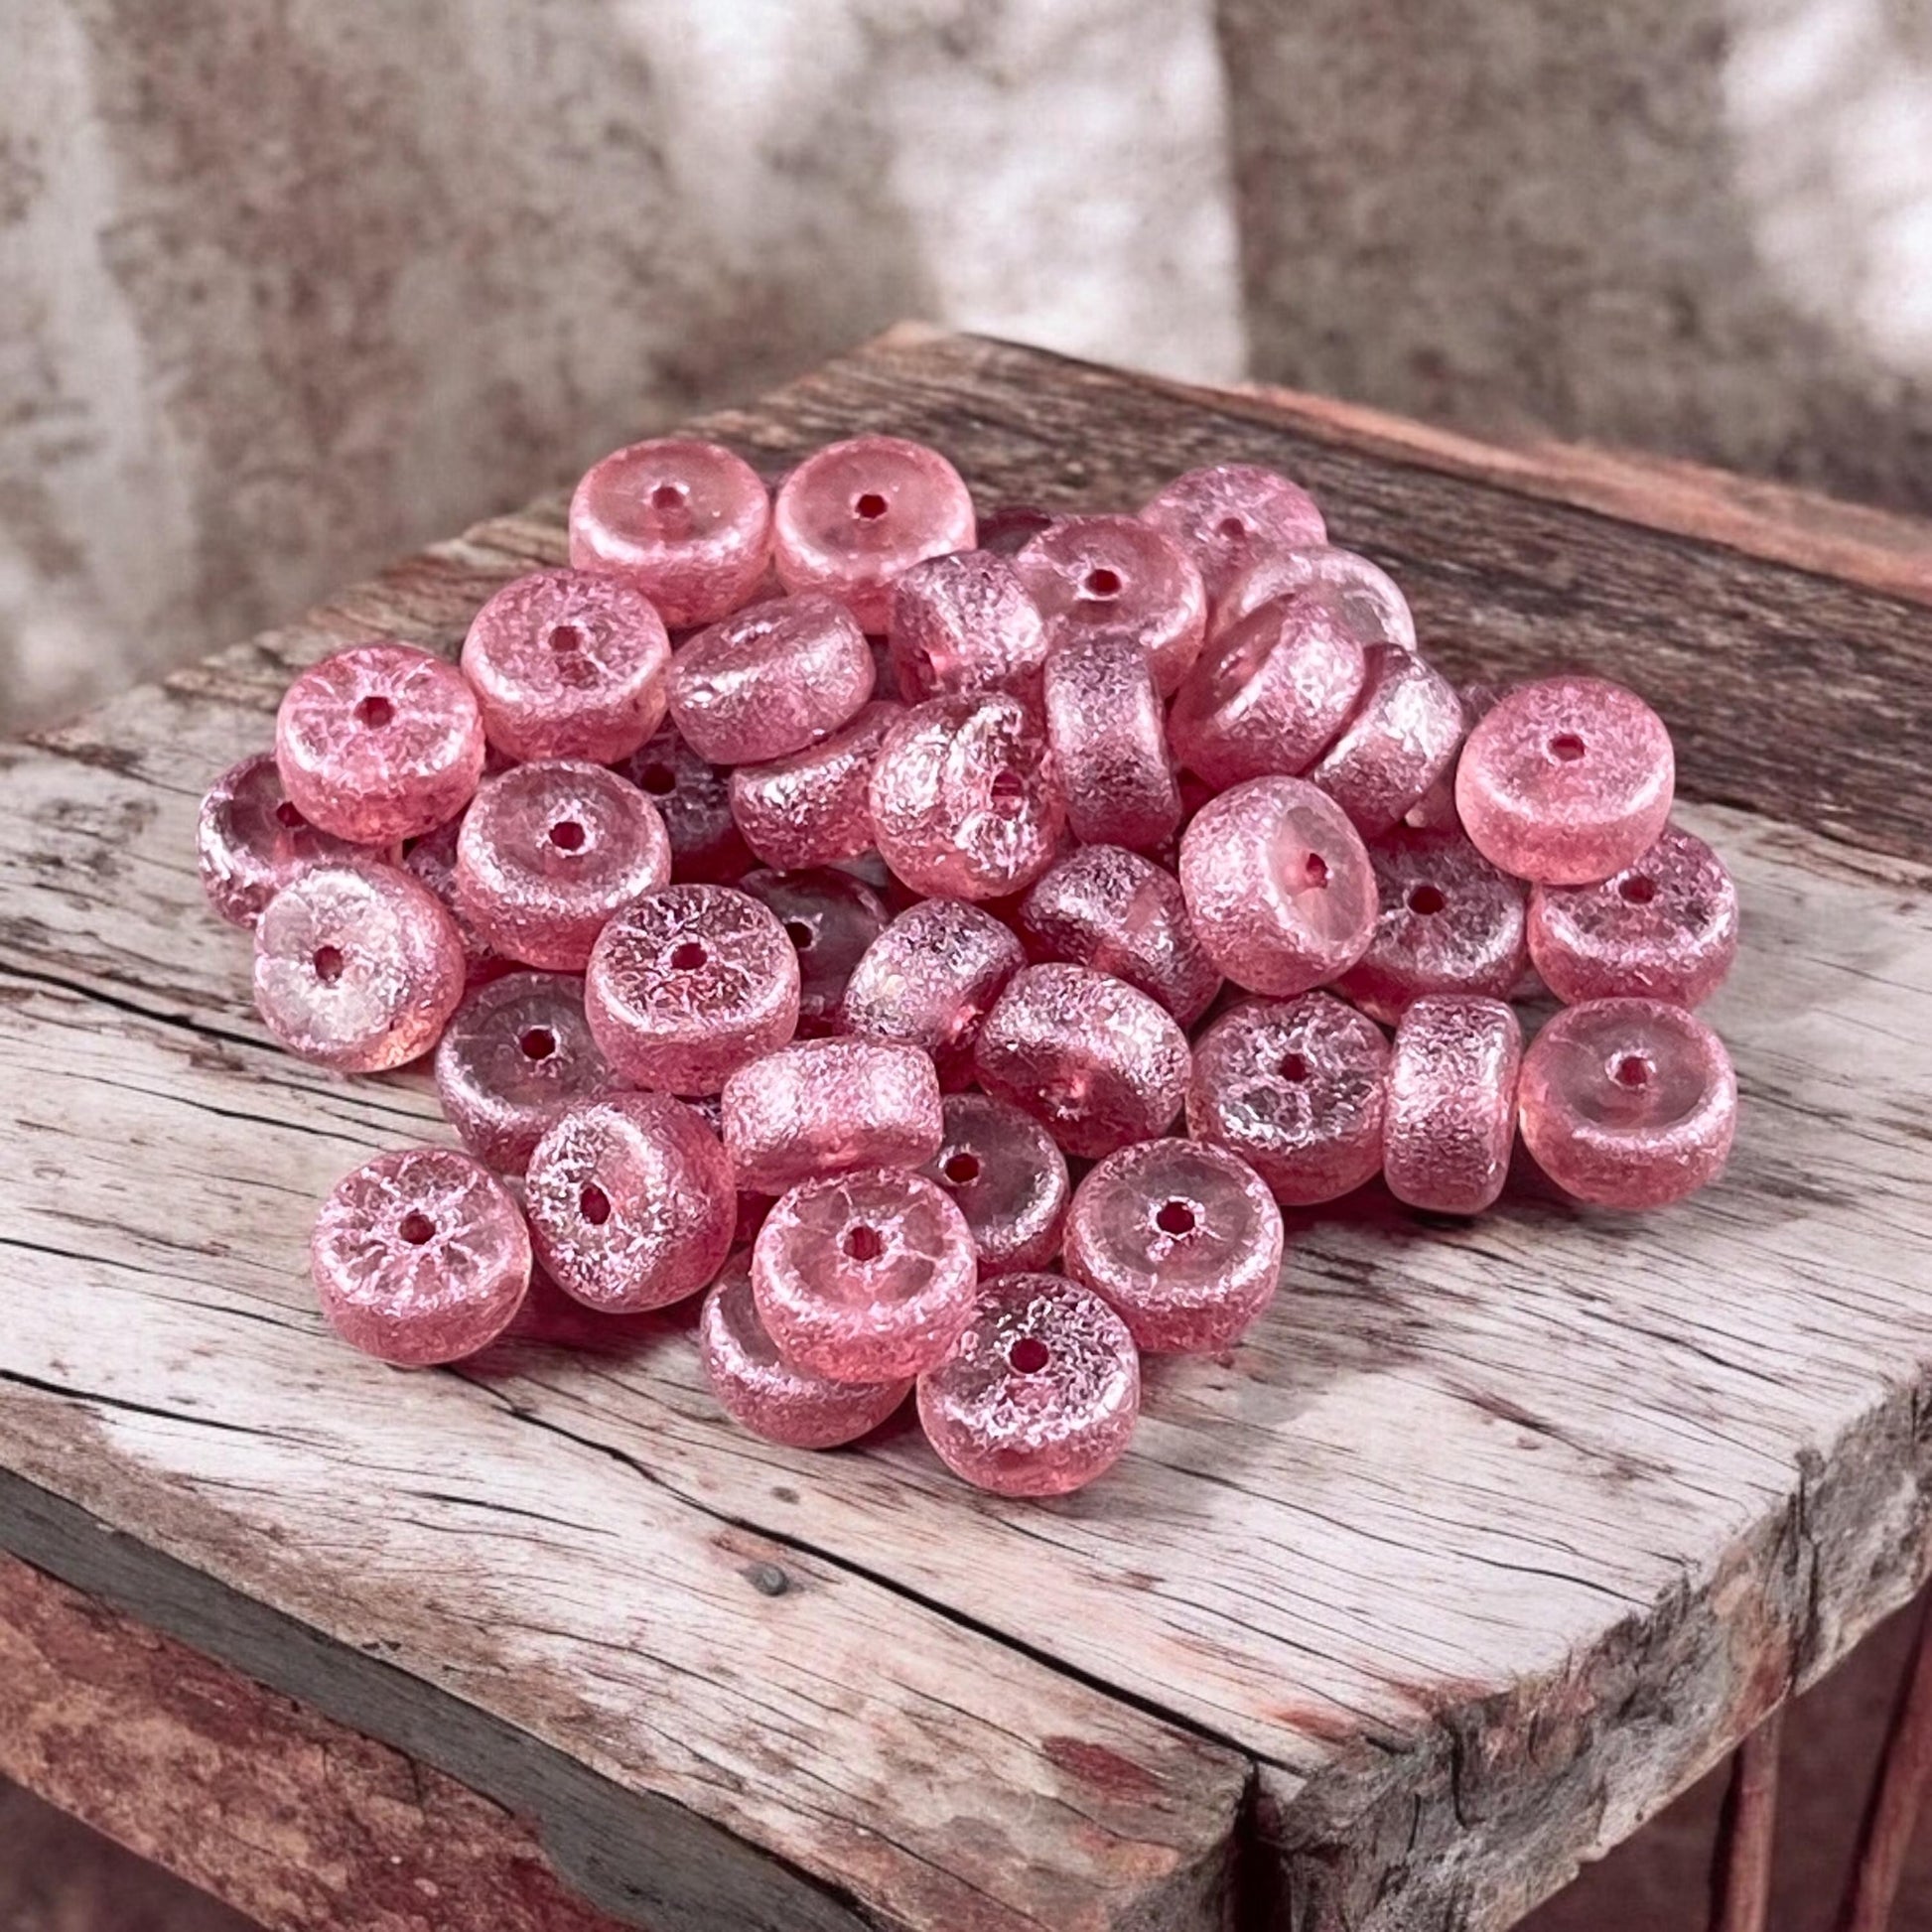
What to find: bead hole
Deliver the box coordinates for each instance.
[1304,852,1329,890]
[519,1026,557,1061]
[1008,1335,1050,1375]
[842,1223,885,1263]
[1155,1197,1198,1237]
[354,694,395,730]
[1081,566,1123,600]
[670,940,708,971]
[783,919,815,952]
[1278,1050,1311,1083]
[637,761,676,796]
[649,482,687,512]
[273,799,307,830]
[1407,883,1447,916]
[397,1210,436,1246]
[580,1183,613,1225]
[549,818,587,852]
[1611,1052,1653,1090]
[548,621,586,655]
[1549,732,1587,762]
[1618,874,1657,904]
[312,944,345,984]
[854,490,890,521]
[988,767,1027,817]
[941,1150,981,1186]
[1214,515,1246,542]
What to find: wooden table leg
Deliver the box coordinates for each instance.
[1840,1590,1932,1932]
[1711,1706,1786,1932]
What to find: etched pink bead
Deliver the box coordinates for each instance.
[197,752,363,928]
[1213,544,1416,649]
[1311,644,1465,837]
[524,1092,736,1310]
[1139,463,1326,614]
[771,436,977,634]
[973,963,1190,1161]
[402,813,506,986]
[1187,993,1389,1204]
[614,726,753,884]
[723,1037,943,1193]
[916,1273,1140,1497]
[1383,996,1523,1215]
[1178,776,1376,996]
[276,642,485,845]
[585,885,800,1093]
[888,550,1050,703]
[920,1092,1070,1275]
[1528,823,1739,1006]
[1064,1139,1283,1354]
[728,700,902,872]
[311,1148,530,1367]
[1456,676,1676,884]
[568,437,772,628]
[740,866,889,1035]
[1518,998,1735,1208]
[1041,634,1180,851]
[753,1168,977,1382]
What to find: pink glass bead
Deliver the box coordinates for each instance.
[740,866,888,1035]
[728,700,902,873]
[461,569,670,765]
[524,1092,736,1310]
[568,437,772,628]
[1178,776,1376,996]
[920,1092,1070,1275]
[1456,676,1676,885]
[1187,993,1389,1204]
[1063,1139,1282,1354]
[585,884,800,1093]
[275,642,485,845]
[668,594,874,766]
[197,752,363,928]
[1213,544,1416,649]
[1311,644,1465,837]
[433,971,616,1174]
[977,504,1056,556]
[1041,634,1181,852]
[1015,514,1207,696]
[253,861,466,1070]
[402,813,505,986]
[916,1273,1140,1497]
[888,550,1050,703]
[1528,823,1739,1007]
[723,1037,943,1193]
[1018,845,1221,1028]
[973,963,1190,1161]
[311,1148,530,1366]
[1139,464,1326,614]
[455,761,670,972]
[771,436,977,634]
[1383,996,1522,1215]
[753,1168,977,1382]
[1517,998,1735,1208]
[614,726,753,884]
[868,693,1065,901]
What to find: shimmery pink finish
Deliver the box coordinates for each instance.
[977,504,1056,556]
[723,1037,943,1193]
[1213,544,1417,649]
[1456,676,1676,885]
[402,815,504,985]
[920,1092,1070,1275]
[1383,996,1523,1214]
[916,1273,1140,1497]
[740,866,889,1035]
[310,1148,530,1366]
[753,1168,977,1382]
[1310,644,1465,837]
[1518,998,1735,1208]
[1063,1139,1283,1354]
[728,701,902,872]
[888,551,1050,703]
[197,752,362,928]
[614,726,753,884]
[1139,464,1325,613]
[1041,634,1180,851]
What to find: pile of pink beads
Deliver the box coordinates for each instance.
[199,432,1739,1498]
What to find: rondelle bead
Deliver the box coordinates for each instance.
[1518,998,1735,1208]
[310,1148,530,1366]
[455,761,670,972]
[1178,776,1377,997]
[1527,823,1739,1007]
[888,550,1050,704]
[402,815,504,985]
[728,701,902,873]
[253,861,466,1070]
[1040,634,1181,851]
[614,725,753,884]
[567,437,772,628]
[585,884,800,1093]
[1063,1139,1283,1354]
[276,642,485,845]
[753,1168,977,1382]
[1310,644,1465,837]
[920,1091,1070,1275]
[1383,996,1523,1215]
[1139,463,1325,614]
[977,504,1056,555]
[1213,544,1416,649]
[973,963,1190,1161]
[771,436,976,634]
[524,1092,737,1310]
[197,752,363,928]
[1456,675,1676,885]
[740,866,889,1035]
[916,1273,1140,1497]
[1187,993,1389,1204]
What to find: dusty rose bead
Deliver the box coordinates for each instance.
[1064,1139,1283,1354]
[614,726,752,884]
[772,436,976,633]
[1518,998,1735,1208]
[311,1148,530,1367]
[920,1092,1070,1275]
[1041,634,1180,852]
[585,884,799,1093]
[1311,644,1465,837]
[728,700,902,873]
[1383,996,1522,1215]
[916,1274,1140,1497]
[1214,544,1416,648]
[753,1168,977,1382]
[402,815,504,986]
[977,504,1056,556]
[1139,463,1325,615]
[888,550,1050,703]
[1178,776,1376,996]
[568,437,772,628]
[1187,993,1389,1204]
[1457,676,1676,885]
[1528,823,1739,1007]
[740,866,888,1035]
[197,752,363,928]
[723,1037,942,1193]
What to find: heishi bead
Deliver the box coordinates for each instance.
[1187,993,1390,1204]
[1527,823,1739,1006]
[614,725,753,884]
[254,861,466,1071]
[1178,775,1376,996]
[567,437,772,628]
[740,865,889,1035]
[973,963,1190,1161]
[1310,643,1465,837]
[1063,1138,1283,1354]
[727,700,902,873]
[1139,463,1325,613]
[723,1037,943,1193]
[920,1092,1070,1275]
[771,435,976,634]
[276,641,485,845]
[976,504,1056,556]
[1456,675,1675,885]
[402,815,504,985]
[197,752,363,928]
[753,1168,977,1382]
[585,884,799,1093]
[523,1092,736,1310]
[455,760,670,972]
[1518,998,1735,1208]
[916,1273,1140,1497]
[1040,634,1181,851]
[1213,544,1416,649]
[460,569,670,765]
[311,1148,530,1366]
[888,550,1051,703]
[1383,996,1523,1215]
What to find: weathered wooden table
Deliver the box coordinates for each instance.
[4,327,1932,1932]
